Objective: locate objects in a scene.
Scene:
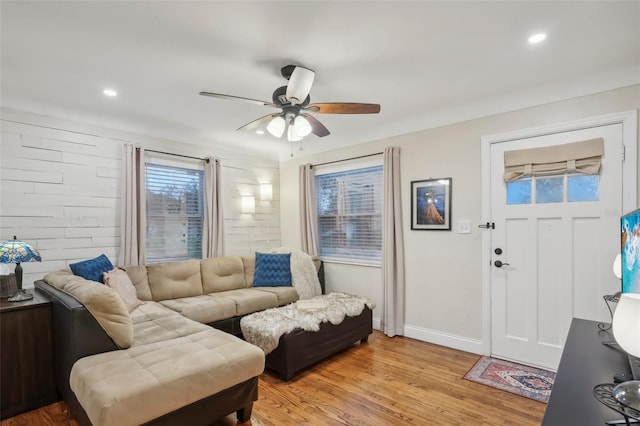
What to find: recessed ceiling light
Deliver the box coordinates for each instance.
[103,88,118,97]
[528,33,547,44]
[256,129,265,135]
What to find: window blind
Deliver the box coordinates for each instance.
[145,163,204,263]
[315,165,383,263]
[503,138,604,182]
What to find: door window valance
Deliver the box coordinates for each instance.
[504,138,603,183]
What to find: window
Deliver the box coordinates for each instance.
[504,138,603,205]
[145,163,204,263]
[315,165,383,263]
[506,173,600,205]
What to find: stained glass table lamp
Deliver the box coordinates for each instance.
[0,236,41,302]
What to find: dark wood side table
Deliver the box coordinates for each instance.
[542,318,631,425]
[0,288,57,419]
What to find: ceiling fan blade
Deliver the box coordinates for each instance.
[306,103,381,114]
[301,114,330,138]
[199,92,277,108]
[237,113,281,131]
[285,66,315,105]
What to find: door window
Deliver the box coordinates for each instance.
[567,175,600,202]
[506,174,600,205]
[536,177,564,204]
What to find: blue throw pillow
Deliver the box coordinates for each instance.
[253,252,292,287]
[69,254,114,283]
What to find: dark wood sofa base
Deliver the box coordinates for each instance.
[265,307,373,381]
[209,315,244,337]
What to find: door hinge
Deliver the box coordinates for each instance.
[621,144,626,161]
[478,222,495,230]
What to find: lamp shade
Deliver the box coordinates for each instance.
[285,66,315,105]
[260,184,272,201]
[287,125,302,142]
[267,116,285,138]
[613,293,640,358]
[0,237,41,264]
[294,115,312,137]
[241,196,255,214]
[613,253,622,280]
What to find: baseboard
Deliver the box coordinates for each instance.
[372,316,381,331]
[371,318,483,355]
[403,324,483,355]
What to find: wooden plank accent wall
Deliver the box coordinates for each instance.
[0,110,280,286]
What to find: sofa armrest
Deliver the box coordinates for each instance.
[35,280,118,409]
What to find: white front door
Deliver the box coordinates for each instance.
[485,116,634,370]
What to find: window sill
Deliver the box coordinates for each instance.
[320,258,381,268]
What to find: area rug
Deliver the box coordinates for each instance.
[464,356,556,403]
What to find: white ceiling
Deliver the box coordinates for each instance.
[2,1,639,161]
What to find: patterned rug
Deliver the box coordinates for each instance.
[464,356,556,403]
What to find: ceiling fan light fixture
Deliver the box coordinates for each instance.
[285,66,315,105]
[266,116,285,137]
[294,115,312,137]
[201,64,380,145]
[287,125,302,142]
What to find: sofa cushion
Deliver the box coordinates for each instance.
[146,259,203,301]
[267,249,323,299]
[241,255,256,288]
[103,268,141,313]
[253,252,292,287]
[122,265,153,301]
[201,257,247,293]
[252,287,299,306]
[130,301,214,347]
[44,270,133,349]
[213,289,279,316]
[158,295,238,325]
[70,327,265,426]
[69,254,114,283]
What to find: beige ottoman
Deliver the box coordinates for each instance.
[241,292,374,380]
[70,328,264,426]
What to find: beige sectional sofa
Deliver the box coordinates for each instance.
[35,253,321,426]
[123,256,301,327]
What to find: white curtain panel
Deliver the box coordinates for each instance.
[118,144,146,266]
[203,157,224,258]
[381,146,405,337]
[299,163,319,256]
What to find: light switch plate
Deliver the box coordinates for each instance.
[457,220,471,234]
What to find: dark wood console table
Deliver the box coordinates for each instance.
[543,318,632,425]
[0,289,57,419]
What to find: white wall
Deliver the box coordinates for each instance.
[280,84,640,354]
[0,108,281,286]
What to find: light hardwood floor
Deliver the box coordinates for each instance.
[1,331,545,425]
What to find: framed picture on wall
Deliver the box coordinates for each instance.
[411,178,452,230]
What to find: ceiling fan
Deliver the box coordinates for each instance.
[199,65,381,142]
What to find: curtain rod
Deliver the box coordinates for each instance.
[311,152,383,168]
[138,147,210,163]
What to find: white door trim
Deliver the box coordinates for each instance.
[480,110,638,357]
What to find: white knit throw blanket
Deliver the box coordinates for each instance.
[269,248,322,300]
[240,292,375,355]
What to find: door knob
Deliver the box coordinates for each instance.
[494,260,510,268]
